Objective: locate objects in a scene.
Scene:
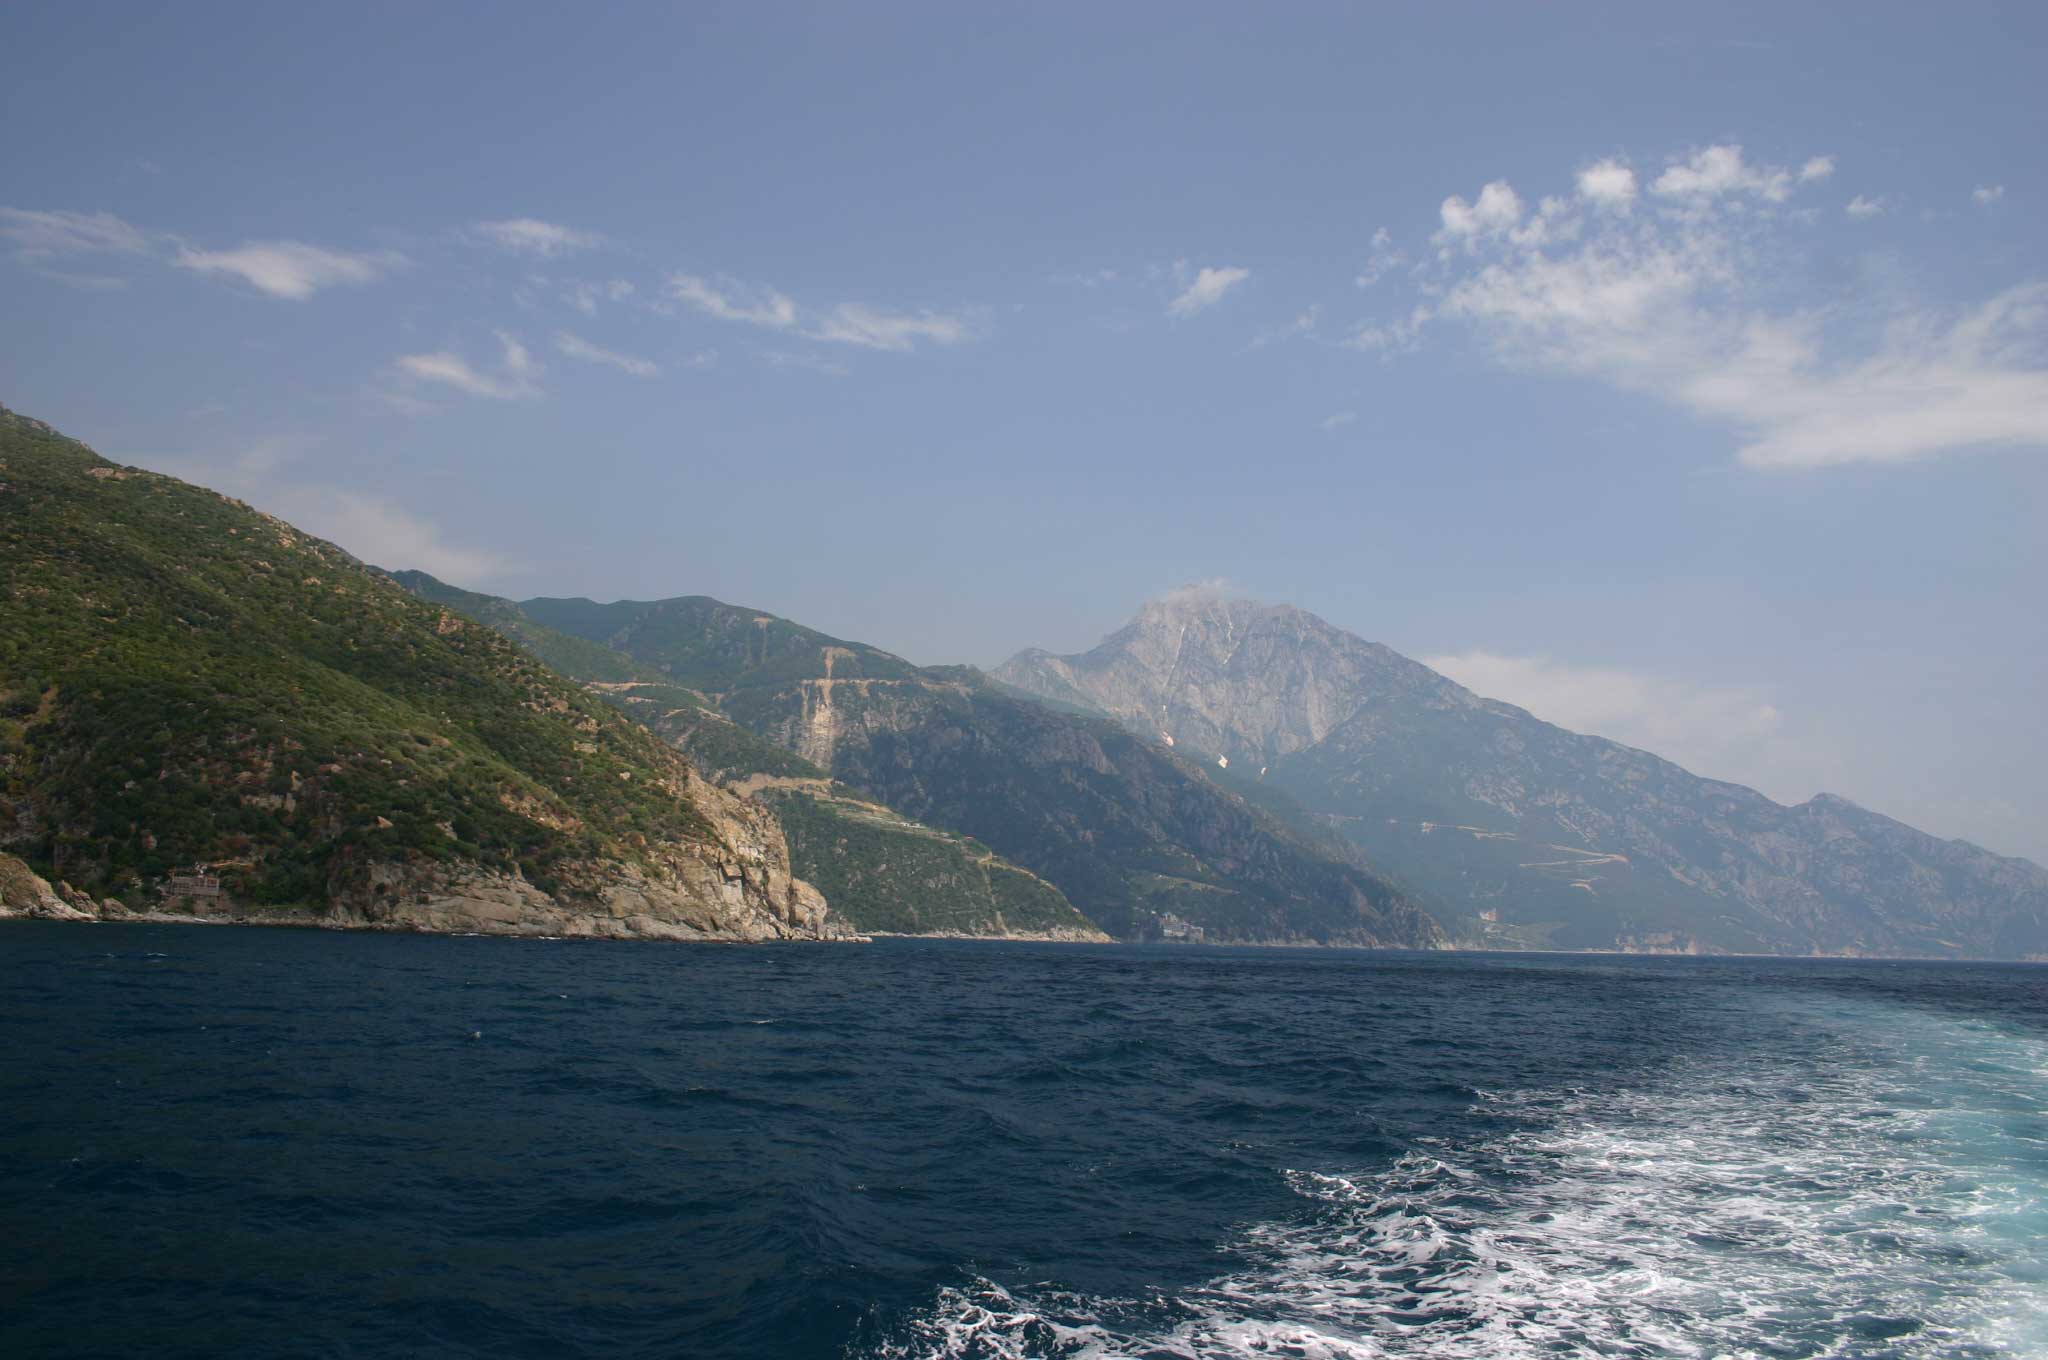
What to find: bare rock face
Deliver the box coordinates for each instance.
[1,793,851,943]
[0,853,92,920]
[314,774,851,939]
[1001,595,1466,768]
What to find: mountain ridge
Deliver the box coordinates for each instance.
[485,591,1446,948]
[995,592,2048,959]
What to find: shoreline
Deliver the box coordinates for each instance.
[5,913,2039,964]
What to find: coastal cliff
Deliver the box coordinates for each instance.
[0,405,847,943]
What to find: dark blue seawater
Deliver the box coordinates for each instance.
[3,926,2045,1358]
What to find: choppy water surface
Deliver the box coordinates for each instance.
[2,927,2043,1358]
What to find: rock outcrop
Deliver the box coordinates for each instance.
[0,853,92,920]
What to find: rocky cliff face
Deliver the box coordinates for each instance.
[996,593,2048,960]
[0,846,840,941]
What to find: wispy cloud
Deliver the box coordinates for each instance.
[567,278,635,315]
[295,485,507,581]
[0,207,153,260]
[554,331,659,377]
[1252,305,1320,348]
[1356,142,2048,469]
[1167,263,1251,318]
[151,439,507,583]
[0,207,154,287]
[3,207,407,300]
[175,240,407,300]
[1845,194,1885,219]
[807,303,972,351]
[667,272,976,352]
[1973,185,2006,205]
[1650,144,1806,202]
[1319,411,1357,432]
[1424,649,1794,790]
[668,273,799,329]
[474,218,602,257]
[396,331,542,400]
[1355,228,1407,287]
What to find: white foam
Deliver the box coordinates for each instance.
[875,995,2048,1359]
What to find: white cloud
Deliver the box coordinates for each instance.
[284,486,508,581]
[1362,144,2048,469]
[1319,411,1357,431]
[667,273,800,329]
[568,278,635,315]
[4,209,406,301]
[1845,195,1885,218]
[1345,304,1433,354]
[396,333,542,401]
[1424,650,1791,788]
[667,272,974,351]
[807,303,972,351]
[1799,155,1836,183]
[474,218,602,257]
[1438,181,1524,241]
[1576,159,1637,209]
[175,240,406,300]
[0,207,153,260]
[1355,228,1406,287]
[1974,185,2006,205]
[149,441,506,584]
[1651,144,1796,202]
[0,207,156,287]
[554,331,659,377]
[374,389,441,417]
[1167,264,1250,318]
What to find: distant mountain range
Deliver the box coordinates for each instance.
[996,594,2048,958]
[3,400,2040,957]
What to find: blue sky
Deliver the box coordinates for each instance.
[3,3,2044,859]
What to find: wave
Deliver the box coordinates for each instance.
[872,996,2048,1358]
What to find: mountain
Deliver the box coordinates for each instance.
[392,572,1105,940]
[996,593,2048,960]
[0,405,842,941]
[479,592,1445,947]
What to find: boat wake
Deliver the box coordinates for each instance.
[874,996,2048,1359]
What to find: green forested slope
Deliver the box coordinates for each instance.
[0,405,816,933]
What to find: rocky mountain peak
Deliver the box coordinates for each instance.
[998,593,1465,769]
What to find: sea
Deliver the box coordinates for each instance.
[2,924,2044,1359]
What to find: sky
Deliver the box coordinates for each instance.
[2,3,2044,860]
